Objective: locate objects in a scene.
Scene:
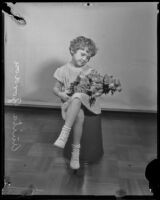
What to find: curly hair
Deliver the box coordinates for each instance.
[69,36,98,57]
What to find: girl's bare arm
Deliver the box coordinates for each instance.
[53,81,70,102]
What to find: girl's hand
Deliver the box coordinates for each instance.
[59,91,70,102]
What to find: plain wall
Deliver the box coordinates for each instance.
[5,2,157,112]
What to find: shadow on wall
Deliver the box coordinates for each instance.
[23,59,65,104]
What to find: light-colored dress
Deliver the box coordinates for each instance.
[53,62,101,119]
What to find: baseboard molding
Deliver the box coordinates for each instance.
[5,101,60,109]
[4,100,157,114]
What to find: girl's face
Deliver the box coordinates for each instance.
[71,47,91,68]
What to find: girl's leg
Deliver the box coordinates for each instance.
[70,109,84,169]
[72,109,84,145]
[65,98,81,127]
[54,98,81,148]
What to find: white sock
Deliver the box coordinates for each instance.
[62,124,71,133]
[70,144,81,169]
[72,144,80,149]
[54,124,71,148]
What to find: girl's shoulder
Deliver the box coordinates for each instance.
[58,62,81,71]
[57,63,69,71]
[53,63,69,80]
[55,63,70,75]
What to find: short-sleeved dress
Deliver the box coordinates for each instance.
[53,62,101,118]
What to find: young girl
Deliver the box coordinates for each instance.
[53,36,103,170]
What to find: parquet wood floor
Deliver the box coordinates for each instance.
[3,106,157,196]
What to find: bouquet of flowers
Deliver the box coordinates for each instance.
[67,69,122,106]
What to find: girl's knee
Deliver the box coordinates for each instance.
[72,97,81,105]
